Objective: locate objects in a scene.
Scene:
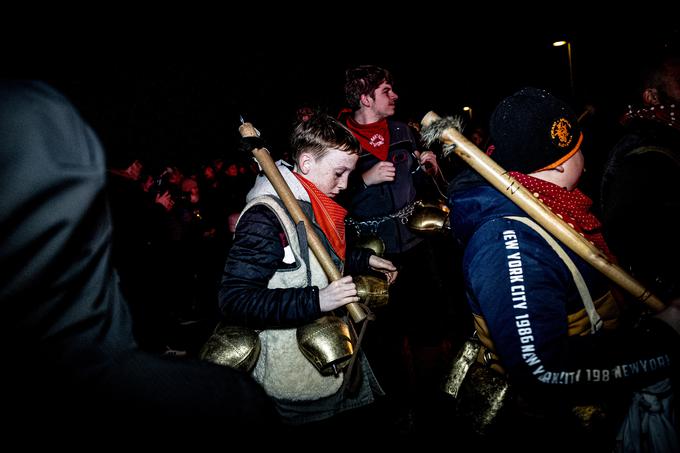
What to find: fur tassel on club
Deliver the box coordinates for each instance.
[420,115,465,158]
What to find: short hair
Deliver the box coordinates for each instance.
[344,65,393,111]
[290,114,360,162]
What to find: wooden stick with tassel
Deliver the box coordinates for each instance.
[420,111,665,313]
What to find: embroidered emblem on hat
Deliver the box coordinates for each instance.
[550,118,573,148]
[369,133,385,148]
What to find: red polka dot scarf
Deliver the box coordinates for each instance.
[621,102,679,132]
[509,171,614,260]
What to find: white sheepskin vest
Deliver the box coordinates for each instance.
[240,164,343,400]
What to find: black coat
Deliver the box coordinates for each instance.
[601,118,680,301]
[0,81,276,420]
[219,203,373,329]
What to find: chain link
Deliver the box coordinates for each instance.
[346,201,417,236]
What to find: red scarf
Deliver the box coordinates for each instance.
[345,116,390,161]
[293,172,347,261]
[509,172,614,260]
[620,102,680,132]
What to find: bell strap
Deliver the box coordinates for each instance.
[341,303,375,394]
[505,216,602,333]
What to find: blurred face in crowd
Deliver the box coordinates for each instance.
[297,106,314,123]
[226,164,239,177]
[168,167,183,185]
[470,128,487,147]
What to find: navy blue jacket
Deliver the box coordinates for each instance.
[449,174,677,399]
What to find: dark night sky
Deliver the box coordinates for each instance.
[4,19,678,175]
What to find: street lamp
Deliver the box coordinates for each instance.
[463,106,472,120]
[553,40,574,98]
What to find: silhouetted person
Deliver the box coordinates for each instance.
[0,80,278,420]
[601,54,680,303]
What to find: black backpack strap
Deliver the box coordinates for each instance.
[295,220,312,286]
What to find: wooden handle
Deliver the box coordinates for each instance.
[421,111,665,313]
[239,123,367,322]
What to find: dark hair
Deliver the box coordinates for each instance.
[344,65,393,111]
[290,114,360,162]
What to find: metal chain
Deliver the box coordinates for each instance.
[346,201,418,236]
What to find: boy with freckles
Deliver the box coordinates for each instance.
[219,114,397,428]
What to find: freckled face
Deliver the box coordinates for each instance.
[303,148,358,198]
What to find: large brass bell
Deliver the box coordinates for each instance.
[354,235,385,257]
[355,274,389,309]
[296,315,354,376]
[443,339,511,435]
[407,199,450,235]
[352,235,390,308]
[442,339,481,398]
[200,323,261,372]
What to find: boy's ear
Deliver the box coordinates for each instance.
[360,93,372,108]
[299,153,312,175]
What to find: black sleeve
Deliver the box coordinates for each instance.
[345,247,374,276]
[337,159,369,209]
[218,204,321,328]
[602,149,680,301]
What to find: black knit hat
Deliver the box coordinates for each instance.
[489,87,583,174]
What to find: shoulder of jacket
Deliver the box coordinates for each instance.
[627,145,680,166]
[387,119,409,134]
[240,195,290,228]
